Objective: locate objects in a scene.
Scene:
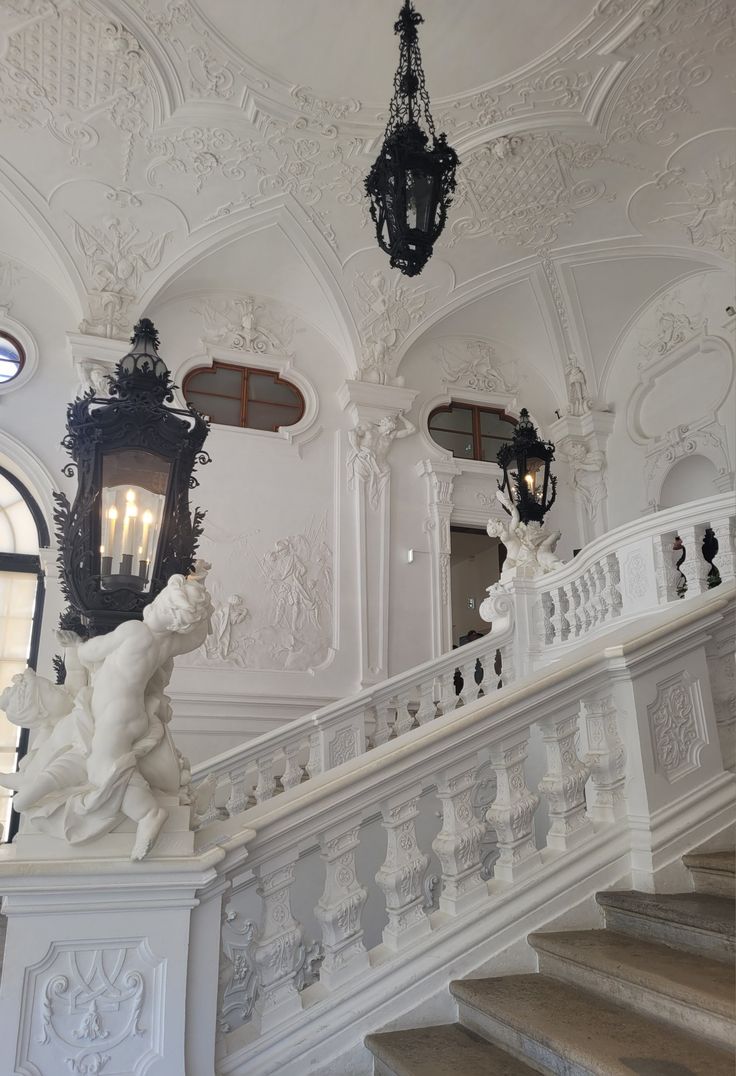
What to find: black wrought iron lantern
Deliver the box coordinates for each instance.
[54,318,210,636]
[497,408,557,525]
[365,0,459,277]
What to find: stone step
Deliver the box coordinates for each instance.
[596,890,735,963]
[451,974,735,1076]
[365,1023,539,1076]
[529,928,736,1050]
[683,850,736,898]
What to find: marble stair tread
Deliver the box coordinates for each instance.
[596,890,735,936]
[365,1023,539,1076]
[528,929,736,1018]
[450,974,735,1076]
[683,850,736,873]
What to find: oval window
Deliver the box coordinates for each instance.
[183,362,305,431]
[0,333,25,385]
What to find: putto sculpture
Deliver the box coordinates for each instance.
[0,571,213,861]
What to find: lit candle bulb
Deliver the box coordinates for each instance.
[122,492,138,557]
[524,472,535,492]
[106,504,118,552]
[140,508,153,559]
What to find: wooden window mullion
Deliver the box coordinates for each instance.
[240,367,249,428]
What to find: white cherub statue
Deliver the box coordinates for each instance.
[0,572,213,861]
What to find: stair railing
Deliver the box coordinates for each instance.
[200,584,734,1076]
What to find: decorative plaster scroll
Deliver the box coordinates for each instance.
[0,257,24,314]
[435,338,516,395]
[648,671,708,782]
[19,939,164,1075]
[194,295,295,354]
[145,127,261,193]
[628,132,736,255]
[638,290,704,363]
[644,416,733,511]
[220,909,259,1031]
[352,270,430,385]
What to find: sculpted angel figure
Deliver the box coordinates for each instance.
[0,573,212,861]
[347,412,415,510]
[485,486,563,577]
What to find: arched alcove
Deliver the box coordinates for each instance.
[0,466,48,840]
[659,455,720,510]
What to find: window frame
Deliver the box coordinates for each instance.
[182,360,306,433]
[428,402,517,463]
[0,331,26,386]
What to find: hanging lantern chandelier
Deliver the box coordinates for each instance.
[496,409,557,525]
[365,0,459,277]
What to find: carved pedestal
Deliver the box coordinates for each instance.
[315,819,370,989]
[432,764,487,916]
[486,732,542,884]
[537,711,593,851]
[0,838,231,1076]
[375,788,431,951]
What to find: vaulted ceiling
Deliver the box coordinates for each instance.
[0,0,733,414]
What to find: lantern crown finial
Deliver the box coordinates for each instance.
[113,317,173,403]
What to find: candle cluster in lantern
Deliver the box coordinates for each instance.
[100,486,164,589]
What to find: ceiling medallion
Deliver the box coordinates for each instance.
[365,0,459,277]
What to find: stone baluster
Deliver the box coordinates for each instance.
[372,701,395,747]
[436,668,458,715]
[254,755,277,803]
[557,586,571,641]
[306,732,322,778]
[415,680,437,726]
[541,590,556,645]
[375,787,431,951]
[602,553,623,616]
[281,747,303,791]
[498,641,515,687]
[709,515,736,585]
[486,731,542,883]
[538,710,593,851]
[569,579,583,637]
[475,652,490,695]
[252,855,305,1031]
[581,694,627,823]
[587,569,601,627]
[456,658,479,707]
[579,573,592,632]
[677,523,710,595]
[394,691,415,737]
[594,561,609,625]
[227,769,249,816]
[654,531,681,602]
[315,819,370,990]
[432,764,487,916]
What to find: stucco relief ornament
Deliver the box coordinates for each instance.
[650,160,736,256]
[437,340,513,393]
[481,487,563,621]
[73,217,171,338]
[564,356,592,417]
[0,572,213,860]
[565,441,607,522]
[195,295,294,354]
[353,270,429,385]
[347,412,416,510]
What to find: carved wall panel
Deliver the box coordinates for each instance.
[648,671,708,783]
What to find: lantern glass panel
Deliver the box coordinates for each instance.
[522,453,546,499]
[100,448,170,593]
[406,167,435,232]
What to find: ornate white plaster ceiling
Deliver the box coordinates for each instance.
[0,0,732,413]
[200,0,594,105]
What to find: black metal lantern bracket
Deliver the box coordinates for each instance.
[53,318,211,636]
[365,0,459,277]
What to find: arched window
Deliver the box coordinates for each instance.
[429,403,517,462]
[0,333,25,385]
[183,362,305,432]
[0,467,48,841]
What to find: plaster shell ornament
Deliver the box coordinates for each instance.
[365,0,458,276]
[0,572,213,861]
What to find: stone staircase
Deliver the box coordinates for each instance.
[366,847,736,1075]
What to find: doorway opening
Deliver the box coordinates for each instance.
[450,526,502,648]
